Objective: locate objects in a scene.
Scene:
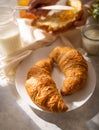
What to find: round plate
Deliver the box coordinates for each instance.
[15,40,96,112]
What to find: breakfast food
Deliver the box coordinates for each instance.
[32,0,83,32]
[25,58,68,112]
[25,46,88,112]
[49,46,88,95]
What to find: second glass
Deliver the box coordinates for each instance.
[81,24,99,56]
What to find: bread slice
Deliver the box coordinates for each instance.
[32,0,83,32]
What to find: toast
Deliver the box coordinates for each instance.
[32,0,83,32]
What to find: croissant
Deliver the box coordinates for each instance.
[32,0,83,32]
[49,46,88,95]
[25,58,68,112]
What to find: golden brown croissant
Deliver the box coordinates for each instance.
[25,58,68,112]
[32,0,83,32]
[49,46,88,95]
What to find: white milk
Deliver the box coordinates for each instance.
[82,29,99,55]
[0,23,22,55]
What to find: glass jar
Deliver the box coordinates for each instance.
[81,24,99,56]
[0,6,22,56]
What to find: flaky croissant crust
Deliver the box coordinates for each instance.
[49,46,88,95]
[25,58,68,112]
[25,46,88,112]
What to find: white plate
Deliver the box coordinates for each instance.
[15,39,96,112]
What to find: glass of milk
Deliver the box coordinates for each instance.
[0,6,22,56]
[81,24,99,55]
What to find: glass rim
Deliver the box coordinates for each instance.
[0,5,15,25]
[81,24,99,41]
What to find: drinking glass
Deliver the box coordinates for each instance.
[81,24,99,55]
[0,6,22,56]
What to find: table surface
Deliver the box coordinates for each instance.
[0,0,99,130]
